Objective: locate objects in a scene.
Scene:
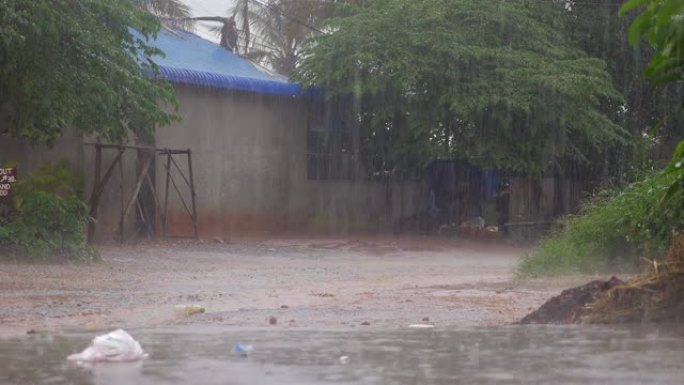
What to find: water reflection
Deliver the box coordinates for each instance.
[0,325,683,385]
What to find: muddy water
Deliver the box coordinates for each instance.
[1,325,683,385]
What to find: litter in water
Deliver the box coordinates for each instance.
[408,324,435,329]
[233,343,253,356]
[174,305,206,317]
[67,329,147,363]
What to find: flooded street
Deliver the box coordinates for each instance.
[0,238,584,336]
[4,238,681,384]
[1,324,683,384]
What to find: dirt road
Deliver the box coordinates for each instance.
[0,238,591,337]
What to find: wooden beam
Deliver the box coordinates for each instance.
[187,150,199,239]
[87,148,124,242]
[87,144,102,242]
[120,153,154,237]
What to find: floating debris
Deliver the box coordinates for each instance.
[233,344,253,356]
[174,305,206,317]
[68,329,147,362]
[408,324,435,329]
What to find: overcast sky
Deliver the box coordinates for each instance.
[182,0,237,42]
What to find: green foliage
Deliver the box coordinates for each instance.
[566,1,683,177]
[11,161,81,208]
[232,0,338,75]
[0,0,178,144]
[0,161,96,261]
[621,0,684,85]
[0,192,96,261]
[520,0,684,277]
[660,140,684,220]
[519,169,681,276]
[621,0,684,228]
[294,0,627,176]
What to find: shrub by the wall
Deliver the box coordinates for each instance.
[0,161,96,261]
[519,167,681,276]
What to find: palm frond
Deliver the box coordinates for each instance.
[134,0,192,29]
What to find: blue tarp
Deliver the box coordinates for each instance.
[147,29,303,97]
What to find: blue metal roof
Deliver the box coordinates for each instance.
[148,28,302,97]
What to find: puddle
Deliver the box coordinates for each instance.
[1,324,683,384]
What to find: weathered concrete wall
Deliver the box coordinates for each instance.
[0,131,143,242]
[156,85,311,237]
[507,177,586,240]
[0,130,84,181]
[1,85,427,241]
[157,85,427,238]
[306,180,426,234]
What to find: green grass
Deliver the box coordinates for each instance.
[518,170,680,277]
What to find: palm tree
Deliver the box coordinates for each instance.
[134,0,191,28]
[191,0,356,75]
[233,0,252,56]
[230,0,338,75]
[189,16,239,52]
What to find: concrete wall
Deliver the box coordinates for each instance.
[1,84,428,241]
[156,85,427,238]
[0,130,142,242]
[306,180,426,234]
[156,85,310,237]
[0,130,84,181]
[507,177,586,240]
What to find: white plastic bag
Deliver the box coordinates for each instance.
[67,329,148,362]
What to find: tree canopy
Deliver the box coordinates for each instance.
[294,0,629,176]
[0,0,177,144]
[622,0,684,85]
[621,0,684,227]
[220,0,341,75]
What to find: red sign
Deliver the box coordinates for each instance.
[0,168,17,200]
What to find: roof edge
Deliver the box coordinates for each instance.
[158,66,303,97]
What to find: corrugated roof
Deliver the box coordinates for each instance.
[148,28,302,97]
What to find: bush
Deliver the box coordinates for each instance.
[0,161,96,262]
[0,192,96,261]
[11,160,81,205]
[518,168,681,277]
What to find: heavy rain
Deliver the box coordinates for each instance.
[0,0,683,384]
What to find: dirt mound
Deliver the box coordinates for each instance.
[584,232,684,324]
[522,232,684,325]
[585,270,684,324]
[519,276,624,324]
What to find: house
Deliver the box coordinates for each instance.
[0,29,426,241]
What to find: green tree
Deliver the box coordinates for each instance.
[206,0,340,75]
[622,0,684,84]
[621,0,684,228]
[294,0,628,177]
[0,0,177,144]
[519,0,684,276]
[235,0,337,75]
[567,0,683,175]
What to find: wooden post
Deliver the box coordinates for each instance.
[163,152,171,238]
[87,143,102,242]
[121,153,154,237]
[119,148,125,243]
[187,150,199,239]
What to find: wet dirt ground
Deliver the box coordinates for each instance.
[0,237,597,337]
